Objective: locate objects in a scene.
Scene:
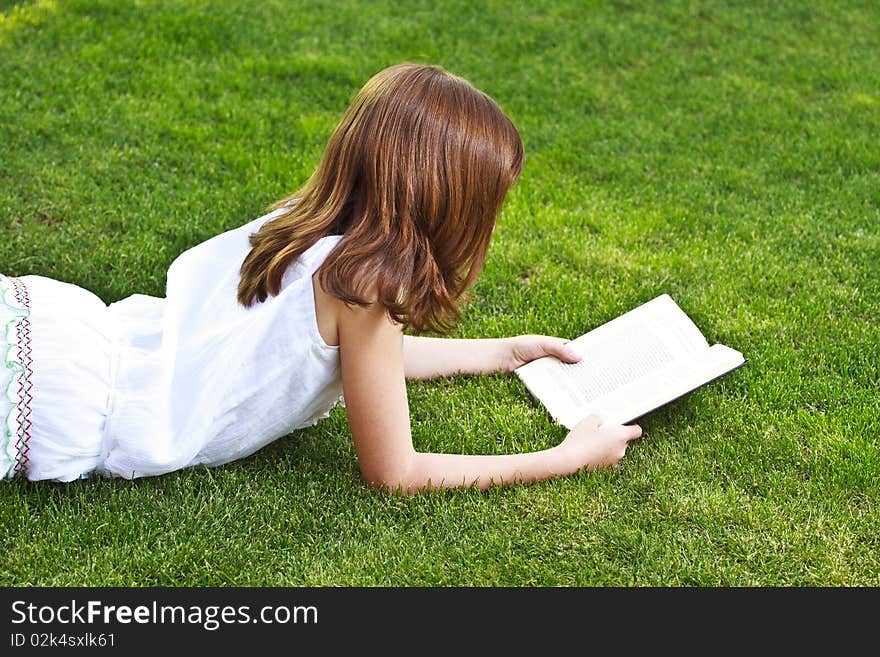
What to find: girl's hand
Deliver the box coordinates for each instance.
[503,334,582,372]
[558,414,643,471]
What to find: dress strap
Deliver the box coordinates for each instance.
[304,235,343,273]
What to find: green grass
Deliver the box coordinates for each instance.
[1,0,878,586]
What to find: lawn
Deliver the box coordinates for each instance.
[0,0,877,586]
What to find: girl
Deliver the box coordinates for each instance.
[1,63,641,493]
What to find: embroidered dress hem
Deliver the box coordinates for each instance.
[0,275,34,479]
[1,274,115,482]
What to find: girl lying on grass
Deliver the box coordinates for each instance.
[1,63,641,492]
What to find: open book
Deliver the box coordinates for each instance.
[515,294,746,429]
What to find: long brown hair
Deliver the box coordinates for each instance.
[237,63,524,333]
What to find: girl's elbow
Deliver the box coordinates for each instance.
[360,471,418,495]
[358,453,419,495]
[363,477,414,495]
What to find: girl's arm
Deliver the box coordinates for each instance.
[403,335,582,379]
[337,299,641,494]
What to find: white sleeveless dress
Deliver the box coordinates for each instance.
[1,209,345,481]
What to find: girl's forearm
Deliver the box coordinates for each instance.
[403,336,511,379]
[387,446,575,494]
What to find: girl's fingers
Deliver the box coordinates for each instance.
[551,338,581,363]
[625,424,643,441]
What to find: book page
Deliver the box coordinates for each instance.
[555,344,745,428]
[515,295,743,428]
[566,294,708,356]
[543,323,686,409]
[516,295,709,414]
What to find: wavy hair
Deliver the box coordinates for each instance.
[237,63,524,333]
